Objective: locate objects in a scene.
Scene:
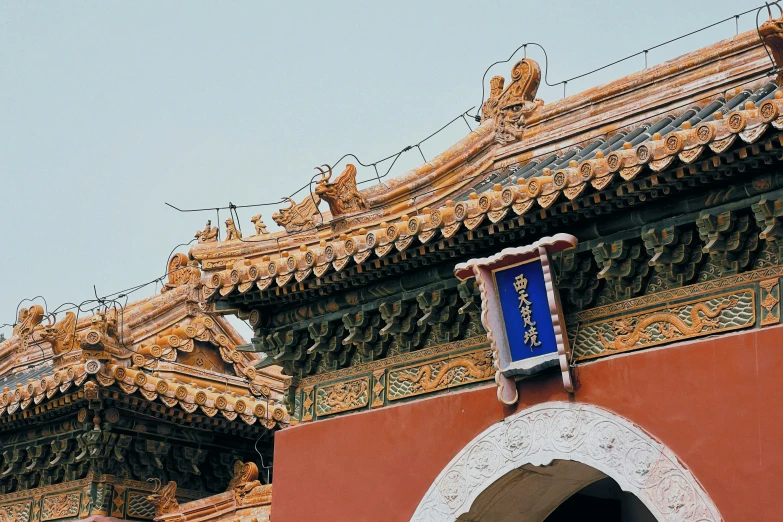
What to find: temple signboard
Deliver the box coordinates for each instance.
[454,234,577,404]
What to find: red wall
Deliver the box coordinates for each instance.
[271,326,783,522]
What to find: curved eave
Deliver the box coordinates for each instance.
[0,360,289,429]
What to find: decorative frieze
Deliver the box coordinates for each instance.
[760,279,781,325]
[126,491,156,520]
[41,492,80,521]
[387,349,493,401]
[0,501,31,522]
[301,387,314,422]
[371,370,386,408]
[572,290,754,360]
[315,378,370,417]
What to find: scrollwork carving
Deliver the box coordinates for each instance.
[411,402,721,522]
[491,59,544,145]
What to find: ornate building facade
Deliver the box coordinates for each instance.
[0,257,286,522]
[188,13,783,522]
[8,10,783,522]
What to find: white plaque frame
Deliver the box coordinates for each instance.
[454,233,577,405]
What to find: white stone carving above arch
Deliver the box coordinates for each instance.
[411,401,722,522]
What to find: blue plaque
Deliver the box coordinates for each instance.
[494,258,558,364]
[455,234,577,405]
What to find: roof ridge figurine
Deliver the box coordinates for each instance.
[225,218,242,240]
[195,219,218,243]
[272,194,321,233]
[314,163,369,217]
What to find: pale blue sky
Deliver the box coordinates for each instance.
[0,1,766,337]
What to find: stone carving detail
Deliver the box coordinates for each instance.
[760,279,781,326]
[314,164,369,216]
[194,220,218,243]
[41,492,80,521]
[572,291,754,360]
[387,349,493,401]
[315,378,369,417]
[145,480,178,517]
[272,195,321,233]
[642,225,703,290]
[592,240,650,302]
[488,59,544,145]
[411,402,722,522]
[696,210,759,279]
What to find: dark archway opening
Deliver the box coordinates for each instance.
[457,460,658,522]
[545,477,656,522]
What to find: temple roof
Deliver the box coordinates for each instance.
[0,254,290,429]
[189,16,783,308]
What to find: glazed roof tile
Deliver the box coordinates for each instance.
[0,258,290,427]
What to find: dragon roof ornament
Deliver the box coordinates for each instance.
[272,194,321,234]
[314,163,369,217]
[481,58,544,145]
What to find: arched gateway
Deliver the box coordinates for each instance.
[411,402,722,522]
